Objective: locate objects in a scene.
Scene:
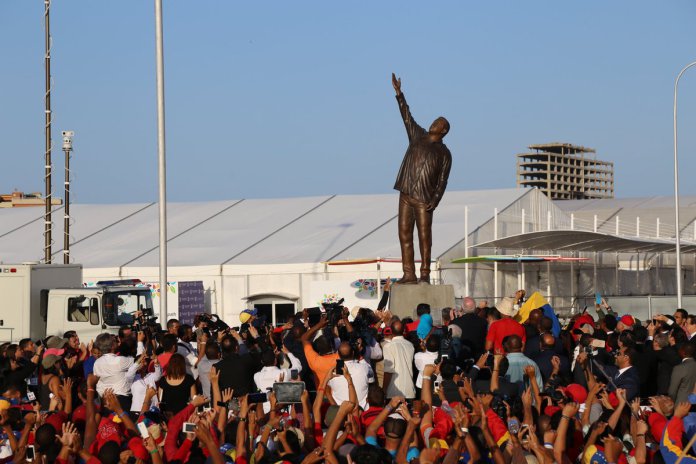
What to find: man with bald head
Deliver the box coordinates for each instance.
[532,333,570,382]
[382,320,416,399]
[328,342,372,409]
[503,335,544,391]
[451,297,488,359]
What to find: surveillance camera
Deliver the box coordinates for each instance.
[62,131,74,137]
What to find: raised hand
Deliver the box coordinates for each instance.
[396,402,411,421]
[674,401,691,418]
[300,447,325,464]
[616,388,627,406]
[144,386,158,403]
[62,377,73,396]
[59,422,78,447]
[475,352,489,369]
[576,352,588,366]
[523,365,536,378]
[191,394,208,408]
[87,374,99,389]
[636,419,648,436]
[562,402,579,417]
[551,356,561,372]
[221,388,234,403]
[209,366,219,384]
[423,364,437,378]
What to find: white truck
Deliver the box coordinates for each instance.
[0,263,155,343]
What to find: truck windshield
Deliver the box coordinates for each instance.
[103,290,154,326]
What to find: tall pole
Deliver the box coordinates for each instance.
[154,0,168,323]
[44,0,53,263]
[673,61,696,309]
[62,131,74,264]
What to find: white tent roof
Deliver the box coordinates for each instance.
[554,196,696,239]
[0,189,526,267]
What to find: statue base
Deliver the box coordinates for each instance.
[389,284,455,326]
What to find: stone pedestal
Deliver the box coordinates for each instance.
[389,284,455,325]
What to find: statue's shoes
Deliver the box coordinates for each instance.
[418,277,430,285]
[396,275,418,285]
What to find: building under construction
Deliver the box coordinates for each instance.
[516,143,614,200]
[0,191,62,208]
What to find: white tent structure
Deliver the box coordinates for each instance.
[0,189,532,322]
[3,188,696,322]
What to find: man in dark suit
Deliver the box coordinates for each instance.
[214,334,263,397]
[533,333,570,383]
[451,297,488,360]
[668,343,696,404]
[577,346,640,401]
[648,327,682,395]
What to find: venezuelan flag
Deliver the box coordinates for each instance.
[514,291,561,337]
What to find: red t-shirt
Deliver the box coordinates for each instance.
[486,318,526,353]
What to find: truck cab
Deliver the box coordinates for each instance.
[44,281,155,340]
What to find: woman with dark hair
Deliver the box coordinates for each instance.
[39,353,65,410]
[158,353,196,414]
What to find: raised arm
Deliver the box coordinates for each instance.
[392,73,425,142]
[301,315,327,346]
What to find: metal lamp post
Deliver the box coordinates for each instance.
[673,61,696,309]
[62,131,74,264]
[154,0,168,324]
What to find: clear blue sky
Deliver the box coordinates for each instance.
[1,1,695,203]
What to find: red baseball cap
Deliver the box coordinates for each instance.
[563,384,588,404]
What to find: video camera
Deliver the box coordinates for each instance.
[131,312,161,334]
[321,298,345,329]
[196,313,230,338]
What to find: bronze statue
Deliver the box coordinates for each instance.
[392,73,452,285]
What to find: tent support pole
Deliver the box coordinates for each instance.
[464,206,469,296]
[494,207,499,302]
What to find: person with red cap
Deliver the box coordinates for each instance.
[617,315,636,332]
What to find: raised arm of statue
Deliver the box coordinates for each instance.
[392,73,425,142]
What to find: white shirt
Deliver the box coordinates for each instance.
[130,365,163,412]
[414,351,439,388]
[382,336,416,399]
[328,359,373,409]
[93,353,138,396]
[253,352,302,414]
[617,366,631,377]
[177,339,199,379]
[365,340,383,361]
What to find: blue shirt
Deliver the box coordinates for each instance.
[505,352,544,392]
[417,314,433,340]
[83,356,96,377]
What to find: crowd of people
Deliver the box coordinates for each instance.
[2,283,696,464]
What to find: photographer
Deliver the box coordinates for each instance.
[300,315,338,385]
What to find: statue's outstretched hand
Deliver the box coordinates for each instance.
[392,73,402,95]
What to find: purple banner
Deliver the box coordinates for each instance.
[178,281,206,325]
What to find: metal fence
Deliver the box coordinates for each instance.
[458,294,696,321]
